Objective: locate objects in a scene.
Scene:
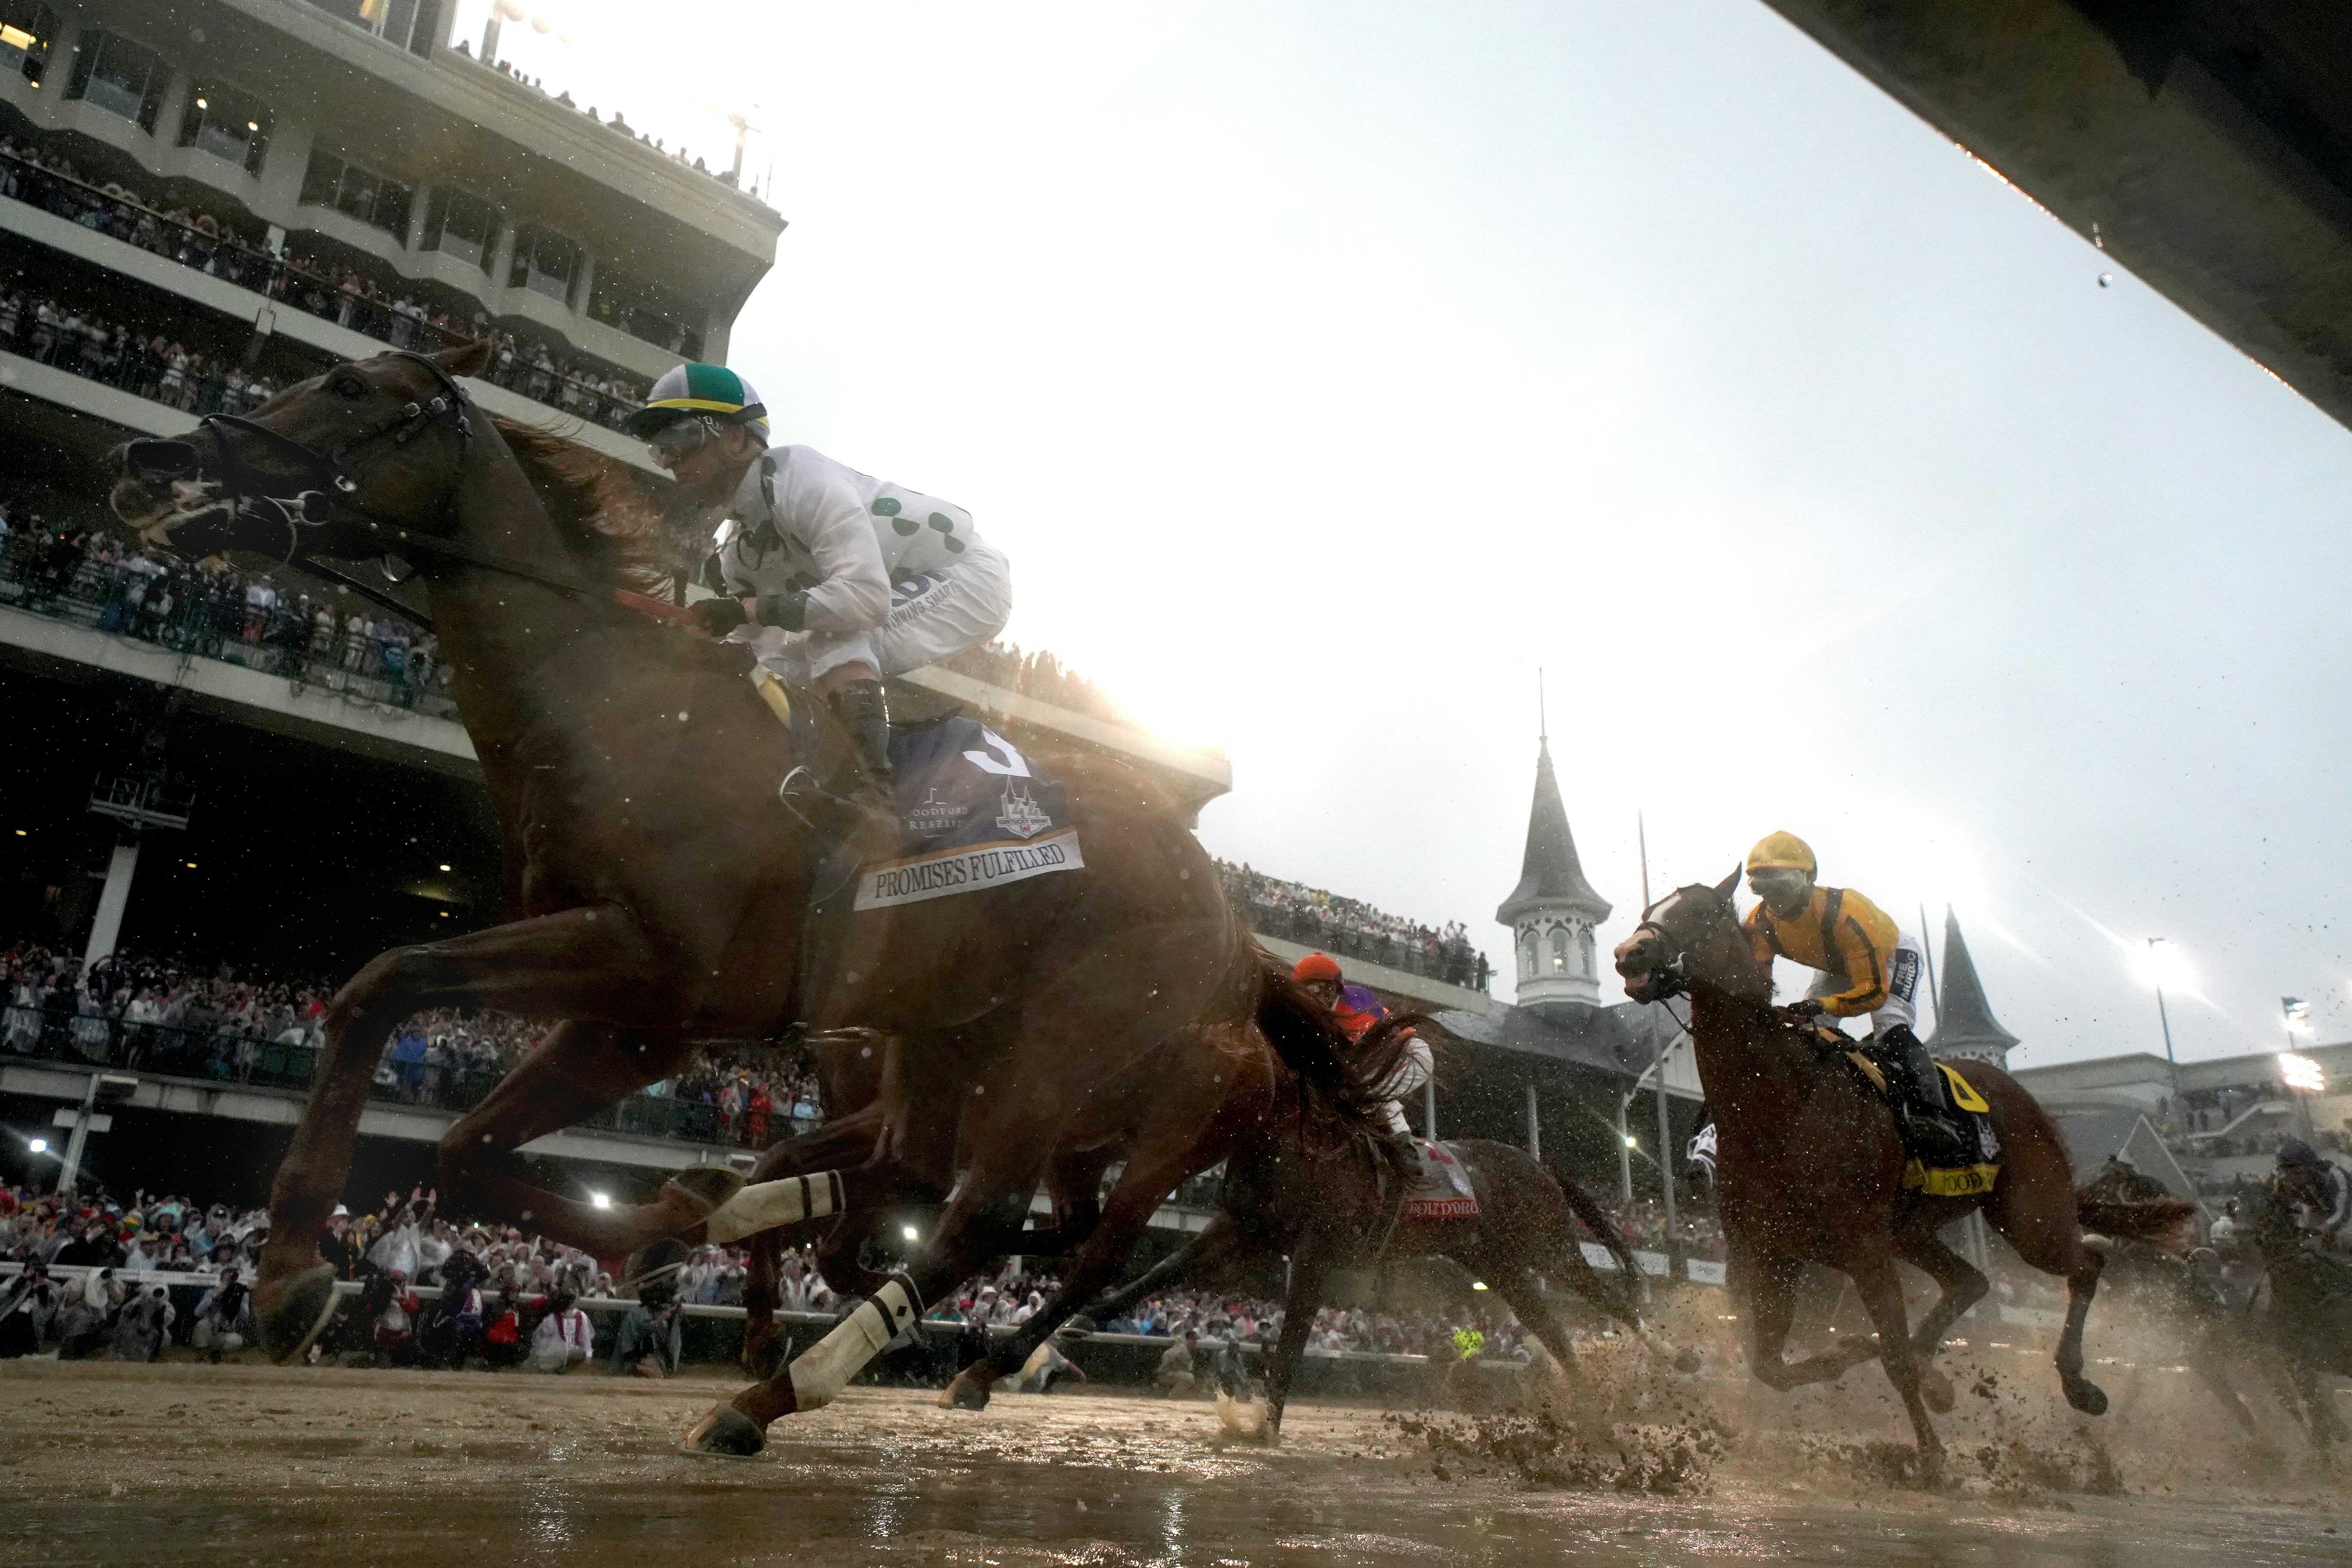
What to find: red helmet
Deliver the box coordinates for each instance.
[1291,952,1341,984]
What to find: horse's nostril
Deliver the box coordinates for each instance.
[122,438,200,481]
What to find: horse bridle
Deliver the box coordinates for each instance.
[121,352,692,628]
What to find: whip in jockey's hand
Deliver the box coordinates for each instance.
[628,363,1013,849]
[1743,832,1972,1170]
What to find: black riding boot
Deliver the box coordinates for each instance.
[1874,1026,1974,1168]
[778,678,898,848]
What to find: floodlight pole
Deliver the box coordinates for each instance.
[2148,937,2180,1110]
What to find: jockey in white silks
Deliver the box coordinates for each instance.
[1292,951,1431,1138]
[627,362,1012,843]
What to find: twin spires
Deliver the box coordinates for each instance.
[1495,734,1611,1008]
[1926,906,2019,1066]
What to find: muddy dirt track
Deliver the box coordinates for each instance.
[1,1355,2347,1567]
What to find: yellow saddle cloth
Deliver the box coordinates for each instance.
[1842,1052,2001,1197]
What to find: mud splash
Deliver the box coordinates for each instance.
[1388,1409,1731,1494]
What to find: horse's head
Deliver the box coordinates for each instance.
[1612,868,1754,1004]
[106,342,490,563]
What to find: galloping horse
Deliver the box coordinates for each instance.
[934,1017,1663,1433]
[2237,1178,2352,1449]
[105,344,1393,1455]
[1613,876,2195,1482]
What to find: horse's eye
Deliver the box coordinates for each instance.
[335,376,368,398]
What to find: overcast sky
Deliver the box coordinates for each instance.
[473,0,2352,1070]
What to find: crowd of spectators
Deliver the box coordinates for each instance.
[1215,861,1493,992]
[0,282,284,416]
[0,1176,811,1377]
[451,43,759,197]
[0,132,649,431]
[0,507,453,715]
[1,944,824,1149]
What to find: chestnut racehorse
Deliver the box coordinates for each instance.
[1613,875,2195,1482]
[106,344,1393,1456]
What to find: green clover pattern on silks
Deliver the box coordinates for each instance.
[873,494,968,552]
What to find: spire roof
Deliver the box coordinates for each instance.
[1496,738,1611,925]
[1928,908,2019,1056]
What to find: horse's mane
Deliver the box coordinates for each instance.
[492,417,692,593]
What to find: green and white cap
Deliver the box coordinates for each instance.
[622,361,768,438]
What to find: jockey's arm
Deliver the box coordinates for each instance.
[748,456,891,634]
[1815,894,1898,1017]
[1373,1033,1433,1103]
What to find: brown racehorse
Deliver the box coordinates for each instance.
[105,344,1393,1455]
[1612,875,2196,1483]
[991,1020,1672,1436]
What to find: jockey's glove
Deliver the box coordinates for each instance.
[1784,998,1825,1019]
[687,596,749,637]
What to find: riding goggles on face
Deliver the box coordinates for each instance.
[647,415,726,465]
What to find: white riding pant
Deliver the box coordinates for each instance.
[1801,931,1926,1037]
[739,539,1012,687]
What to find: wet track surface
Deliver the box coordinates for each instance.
[2,1359,2347,1567]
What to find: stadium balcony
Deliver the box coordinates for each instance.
[0,1000,1226,1225]
[0,142,659,470]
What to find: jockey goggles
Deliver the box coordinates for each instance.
[646,414,728,465]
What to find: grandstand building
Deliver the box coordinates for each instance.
[0,0,1237,1215]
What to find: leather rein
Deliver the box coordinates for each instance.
[126,351,693,633]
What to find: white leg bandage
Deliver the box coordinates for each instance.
[786,1274,923,1412]
[706,1170,846,1244]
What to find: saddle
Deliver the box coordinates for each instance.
[792,706,1087,1015]
[1836,1042,2002,1198]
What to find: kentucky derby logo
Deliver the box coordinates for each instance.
[995,780,1054,840]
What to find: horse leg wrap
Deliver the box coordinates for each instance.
[785,1273,923,1412]
[706,1170,847,1244]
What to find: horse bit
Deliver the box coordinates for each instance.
[120,349,473,573]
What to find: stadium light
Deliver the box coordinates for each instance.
[27,1138,46,1154]
[438,864,451,872]
[588,1191,611,1210]
[1623,1134,1638,1149]
[2280,1053,2326,1095]
[1470,1281,1488,1291]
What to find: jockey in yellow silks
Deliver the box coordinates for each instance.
[1741,831,1971,1168]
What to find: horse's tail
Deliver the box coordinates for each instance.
[1248,944,1415,1185]
[1544,1159,1640,1287]
[2077,1187,2201,1254]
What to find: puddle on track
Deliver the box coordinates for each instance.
[0,1360,2346,1566]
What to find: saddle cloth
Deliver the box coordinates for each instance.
[1842,1051,2003,1199]
[851,716,1084,910]
[1402,1140,1480,1221]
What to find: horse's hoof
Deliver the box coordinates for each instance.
[679,1405,767,1459]
[1916,1449,1948,1491]
[1920,1364,1956,1414]
[256,1262,340,1364]
[938,1371,994,1411]
[2062,1375,2109,1417]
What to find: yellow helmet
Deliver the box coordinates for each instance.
[1745,831,1816,876]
